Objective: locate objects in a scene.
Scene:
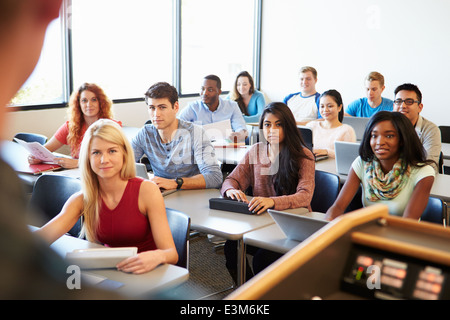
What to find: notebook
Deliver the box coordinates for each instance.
[342,117,370,141]
[334,141,360,175]
[268,209,328,242]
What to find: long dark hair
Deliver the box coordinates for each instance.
[319,89,344,122]
[231,71,255,115]
[259,102,313,195]
[359,111,434,169]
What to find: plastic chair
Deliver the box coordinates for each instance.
[311,170,340,213]
[421,196,447,226]
[13,132,48,145]
[29,175,82,237]
[166,208,191,269]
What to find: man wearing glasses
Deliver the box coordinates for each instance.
[393,83,441,173]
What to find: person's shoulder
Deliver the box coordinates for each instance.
[220,97,238,107]
[421,116,439,129]
[284,91,302,101]
[381,97,394,104]
[341,123,355,131]
[305,120,320,128]
[352,97,367,105]
[139,178,160,193]
[186,99,202,109]
[136,123,157,137]
[412,163,436,179]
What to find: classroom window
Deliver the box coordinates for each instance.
[10,0,261,109]
[9,19,66,107]
[180,0,256,95]
[70,0,173,100]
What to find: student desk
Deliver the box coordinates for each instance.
[47,231,189,298]
[0,140,40,191]
[163,188,306,285]
[243,211,326,254]
[316,157,450,202]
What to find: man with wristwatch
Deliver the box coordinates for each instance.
[132,82,223,191]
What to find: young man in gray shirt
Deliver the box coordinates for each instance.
[393,83,441,173]
[132,82,223,190]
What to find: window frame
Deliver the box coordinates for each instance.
[11,0,262,111]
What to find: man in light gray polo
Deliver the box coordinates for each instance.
[132,82,223,190]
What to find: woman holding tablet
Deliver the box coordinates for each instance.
[35,119,177,274]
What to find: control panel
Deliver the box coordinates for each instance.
[341,245,450,300]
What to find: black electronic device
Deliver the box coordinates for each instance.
[209,197,255,215]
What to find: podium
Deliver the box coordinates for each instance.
[227,205,450,300]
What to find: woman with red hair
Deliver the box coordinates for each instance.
[28,83,121,168]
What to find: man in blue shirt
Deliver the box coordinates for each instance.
[132,82,223,190]
[178,75,248,142]
[345,71,393,117]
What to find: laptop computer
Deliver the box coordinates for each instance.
[334,141,360,175]
[342,117,370,141]
[268,209,328,242]
[297,125,313,151]
[135,163,176,196]
[297,125,328,161]
[135,163,149,179]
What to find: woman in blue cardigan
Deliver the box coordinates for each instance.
[228,71,266,123]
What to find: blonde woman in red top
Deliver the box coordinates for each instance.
[35,119,177,274]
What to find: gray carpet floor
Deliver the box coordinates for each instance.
[168,233,237,300]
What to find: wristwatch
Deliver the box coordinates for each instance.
[175,177,184,190]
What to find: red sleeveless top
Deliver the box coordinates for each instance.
[97,177,156,253]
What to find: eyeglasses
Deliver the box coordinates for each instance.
[393,98,420,106]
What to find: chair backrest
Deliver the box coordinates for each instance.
[166,208,190,269]
[439,126,450,143]
[421,196,447,226]
[14,132,48,145]
[311,170,340,213]
[30,175,82,237]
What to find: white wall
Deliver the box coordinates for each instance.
[260,0,450,126]
[5,0,450,140]
[4,97,198,142]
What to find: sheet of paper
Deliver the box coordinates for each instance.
[202,119,232,141]
[14,138,56,163]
